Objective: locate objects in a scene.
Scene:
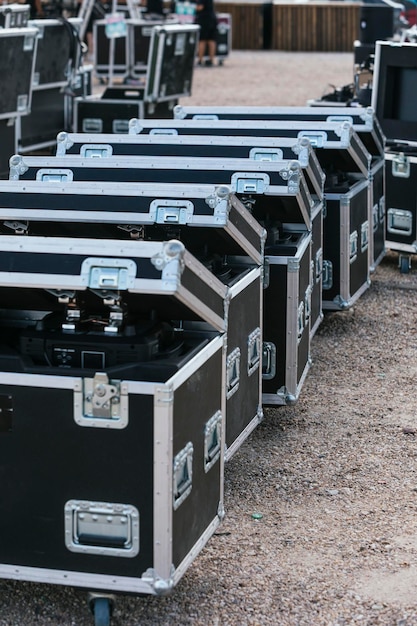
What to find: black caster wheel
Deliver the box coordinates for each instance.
[399,255,411,274]
[88,594,114,626]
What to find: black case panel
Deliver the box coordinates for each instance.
[0,382,154,577]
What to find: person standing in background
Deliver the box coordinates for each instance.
[195,0,217,66]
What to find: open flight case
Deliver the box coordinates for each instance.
[172,104,386,273]
[54,129,325,339]
[0,235,232,612]
[0,177,266,458]
[125,116,371,310]
[6,151,317,406]
[372,40,417,273]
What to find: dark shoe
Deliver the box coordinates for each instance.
[197,60,203,66]
[205,59,213,67]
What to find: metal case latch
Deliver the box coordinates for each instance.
[350,231,358,264]
[297,300,305,342]
[262,342,276,380]
[113,119,129,134]
[392,153,410,178]
[74,373,128,429]
[361,220,369,252]
[36,169,74,183]
[315,248,323,283]
[82,118,103,133]
[151,199,194,225]
[298,131,327,148]
[80,144,113,158]
[373,203,379,232]
[81,258,137,290]
[249,147,283,161]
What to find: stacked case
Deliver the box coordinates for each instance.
[0,114,269,620]
[14,144,317,406]
[0,100,385,623]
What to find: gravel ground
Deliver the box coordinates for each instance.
[2,51,417,625]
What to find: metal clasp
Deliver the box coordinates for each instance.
[74,372,128,429]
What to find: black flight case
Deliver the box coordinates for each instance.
[0,235,229,621]
[372,39,417,273]
[173,104,386,272]
[0,176,266,458]
[127,117,371,310]
[53,129,325,338]
[5,152,314,406]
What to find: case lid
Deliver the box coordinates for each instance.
[55,131,325,200]
[0,27,38,119]
[0,236,228,331]
[28,18,83,88]
[0,179,266,264]
[145,24,199,103]
[9,154,315,228]
[129,118,372,176]
[173,104,386,158]
[372,40,417,144]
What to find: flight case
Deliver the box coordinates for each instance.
[55,130,325,200]
[322,173,370,310]
[0,27,38,120]
[263,229,312,405]
[16,18,83,154]
[0,236,228,609]
[372,40,417,272]
[8,154,316,229]
[0,178,266,457]
[172,104,384,270]
[0,3,30,28]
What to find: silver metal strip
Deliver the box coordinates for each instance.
[0,563,157,595]
[228,266,261,299]
[153,382,173,581]
[0,235,164,256]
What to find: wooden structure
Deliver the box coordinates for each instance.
[215,0,361,52]
[215,0,266,49]
[271,1,361,52]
